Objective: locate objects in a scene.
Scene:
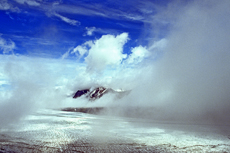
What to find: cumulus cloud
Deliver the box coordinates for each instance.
[0,35,15,54]
[64,32,154,90]
[85,33,128,72]
[126,46,150,64]
[65,33,129,72]
[53,12,80,26]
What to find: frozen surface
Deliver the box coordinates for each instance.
[0,109,230,152]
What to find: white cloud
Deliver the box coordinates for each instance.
[84,27,120,36]
[0,36,15,54]
[85,27,96,36]
[26,0,40,6]
[48,0,154,22]
[0,0,20,12]
[126,46,150,64]
[85,33,129,72]
[122,14,144,21]
[14,0,40,6]
[62,41,93,59]
[0,55,84,126]
[72,46,87,57]
[67,33,129,72]
[148,38,167,51]
[61,47,72,59]
[53,12,80,26]
[0,0,11,10]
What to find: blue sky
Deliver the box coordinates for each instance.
[0,0,171,58]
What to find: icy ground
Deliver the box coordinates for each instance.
[0,109,230,152]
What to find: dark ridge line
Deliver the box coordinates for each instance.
[61,107,104,114]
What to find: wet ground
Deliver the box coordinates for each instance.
[0,109,230,152]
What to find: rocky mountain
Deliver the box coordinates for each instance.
[72,86,130,101]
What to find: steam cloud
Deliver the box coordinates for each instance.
[0,56,72,127]
[115,0,230,125]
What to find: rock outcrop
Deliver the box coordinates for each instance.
[73,86,130,101]
[73,89,90,98]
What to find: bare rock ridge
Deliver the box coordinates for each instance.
[65,87,130,114]
[73,86,130,101]
[73,89,90,98]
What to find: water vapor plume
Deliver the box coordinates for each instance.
[112,0,230,125]
[0,56,70,127]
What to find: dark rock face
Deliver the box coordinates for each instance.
[73,89,90,98]
[73,87,130,101]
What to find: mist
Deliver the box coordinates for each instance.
[110,0,230,125]
[0,56,78,127]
